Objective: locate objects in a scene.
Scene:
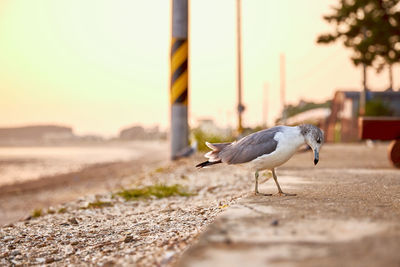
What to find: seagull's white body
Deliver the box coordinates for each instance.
[196,123,324,195]
[248,126,305,171]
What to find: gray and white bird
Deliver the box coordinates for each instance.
[196,124,324,196]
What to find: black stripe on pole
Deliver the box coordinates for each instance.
[174,90,188,104]
[171,59,188,86]
[171,39,185,56]
[170,37,188,105]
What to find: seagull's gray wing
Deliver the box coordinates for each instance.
[219,126,283,164]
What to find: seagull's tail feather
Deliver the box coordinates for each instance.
[204,141,231,162]
[196,141,230,168]
[196,160,222,168]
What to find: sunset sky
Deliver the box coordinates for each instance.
[0,0,398,136]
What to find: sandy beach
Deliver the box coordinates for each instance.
[0,144,143,186]
[0,141,168,226]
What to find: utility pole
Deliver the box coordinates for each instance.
[170,0,189,160]
[236,0,245,134]
[359,64,367,115]
[263,83,268,128]
[359,26,367,116]
[280,53,286,123]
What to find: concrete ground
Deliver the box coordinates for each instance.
[1,142,399,266]
[178,143,400,267]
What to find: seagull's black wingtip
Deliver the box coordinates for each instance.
[196,160,222,168]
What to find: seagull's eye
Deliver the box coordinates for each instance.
[316,138,321,144]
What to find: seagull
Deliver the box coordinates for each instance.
[196,124,324,196]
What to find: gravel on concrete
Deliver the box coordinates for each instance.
[1,142,398,266]
[0,154,255,266]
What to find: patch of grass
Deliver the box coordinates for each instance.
[32,208,43,218]
[47,209,56,214]
[154,167,165,173]
[116,184,194,201]
[58,208,67,214]
[83,201,113,209]
[192,128,234,152]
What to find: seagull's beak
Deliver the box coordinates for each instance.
[314,150,319,165]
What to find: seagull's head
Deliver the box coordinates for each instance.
[300,124,324,165]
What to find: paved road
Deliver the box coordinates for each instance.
[178,143,400,267]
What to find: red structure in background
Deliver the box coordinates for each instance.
[359,117,400,140]
[326,90,400,142]
[359,117,400,168]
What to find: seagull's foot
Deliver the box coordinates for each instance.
[255,192,273,196]
[276,192,297,196]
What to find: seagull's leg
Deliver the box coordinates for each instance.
[254,171,272,196]
[254,170,259,194]
[272,168,296,196]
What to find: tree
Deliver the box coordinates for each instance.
[317,0,400,90]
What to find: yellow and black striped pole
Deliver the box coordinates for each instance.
[171,38,188,106]
[170,0,189,160]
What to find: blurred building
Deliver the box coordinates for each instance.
[326,90,400,142]
[119,125,166,140]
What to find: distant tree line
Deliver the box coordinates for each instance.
[318,0,400,90]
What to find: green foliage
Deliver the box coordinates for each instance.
[317,0,400,70]
[239,126,267,138]
[57,207,67,213]
[83,200,113,209]
[154,167,165,173]
[32,208,43,218]
[47,209,56,214]
[276,100,331,123]
[192,128,234,152]
[365,99,394,116]
[116,184,194,201]
[251,125,265,132]
[285,100,332,118]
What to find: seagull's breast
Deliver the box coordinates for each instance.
[248,126,305,171]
